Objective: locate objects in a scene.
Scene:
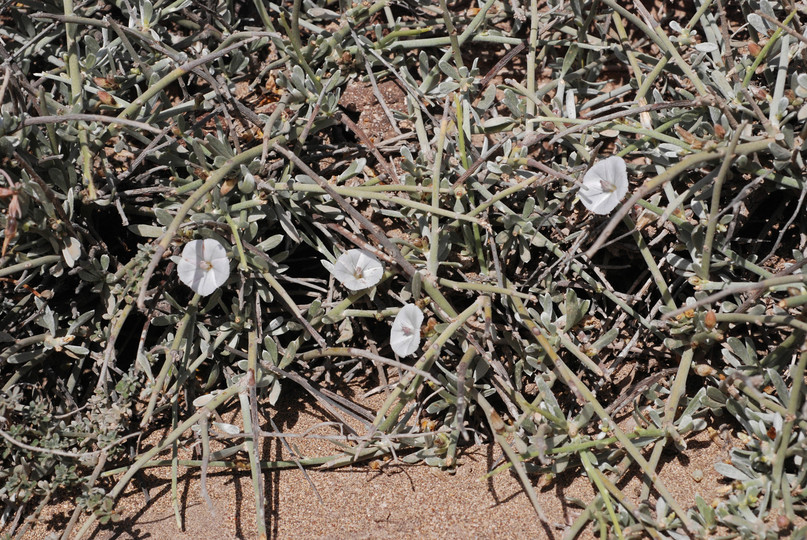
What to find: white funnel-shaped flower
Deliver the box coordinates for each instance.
[177,239,230,296]
[579,156,628,215]
[390,303,424,357]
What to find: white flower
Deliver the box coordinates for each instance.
[390,304,424,357]
[579,155,629,215]
[326,249,384,291]
[177,239,230,296]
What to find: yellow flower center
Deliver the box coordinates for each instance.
[600,179,616,193]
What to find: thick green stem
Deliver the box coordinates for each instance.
[772,350,807,501]
[640,348,693,502]
[63,0,95,199]
[581,450,624,540]
[240,331,267,539]
[701,123,744,279]
[625,214,676,310]
[140,296,198,427]
[428,110,449,276]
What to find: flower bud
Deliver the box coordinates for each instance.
[704,310,717,329]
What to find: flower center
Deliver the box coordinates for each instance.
[200,260,213,271]
[401,325,413,337]
[353,265,365,280]
[600,179,616,193]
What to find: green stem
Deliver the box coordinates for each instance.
[772,350,807,500]
[376,26,434,49]
[581,450,624,540]
[428,112,449,275]
[701,123,743,279]
[240,331,267,539]
[613,12,644,89]
[279,0,320,86]
[399,32,521,50]
[99,450,386,477]
[475,389,549,524]
[526,0,539,120]
[140,296,198,427]
[171,396,182,530]
[438,0,464,70]
[437,277,532,299]
[742,10,797,88]
[0,255,62,278]
[262,182,483,224]
[640,348,693,502]
[252,0,276,31]
[713,312,807,334]
[625,214,676,309]
[225,213,249,272]
[63,0,95,199]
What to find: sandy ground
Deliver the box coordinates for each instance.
[23,378,732,540]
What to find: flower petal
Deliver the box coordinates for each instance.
[209,256,231,288]
[579,187,617,214]
[195,268,221,296]
[177,252,204,290]
[360,262,384,287]
[390,304,424,357]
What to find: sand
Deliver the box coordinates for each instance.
[23,380,731,540]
